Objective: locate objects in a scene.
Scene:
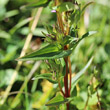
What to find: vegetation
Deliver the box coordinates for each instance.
[0,0,110,110]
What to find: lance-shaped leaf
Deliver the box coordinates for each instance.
[5,10,19,18]
[70,57,94,94]
[81,2,94,15]
[80,31,97,40]
[21,0,50,9]
[32,73,57,84]
[45,94,68,106]
[10,17,33,34]
[17,44,72,61]
[70,31,97,50]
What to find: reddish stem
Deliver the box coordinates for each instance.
[64,57,69,97]
[66,103,70,110]
[58,82,65,96]
[55,1,70,109]
[64,56,70,110]
[64,46,70,110]
[68,57,72,95]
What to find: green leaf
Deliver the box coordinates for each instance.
[81,31,97,39]
[0,30,11,39]
[17,44,72,61]
[45,94,68,106]
[10,17,33,34]
[105,43,110,56]
[81,2,94,15]
[70,57,94,94]
[60,58,65,67]
[88,92,99,105]
[68,96,85,109]
[0,69,14,87]
[19,27,47,37]
[18,31,96,61]
[1,45,18,64]
[70,31,97,50]
[62,35,78,46]
[62,64,66,76]
[44,24,54,34]
[58,2,78,13]
[5,10,19,18]
[32,73,57,84]
[21,0,50,9]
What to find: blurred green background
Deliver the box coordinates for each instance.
[0,0,110,110]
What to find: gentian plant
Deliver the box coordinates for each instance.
[18,0,96,109]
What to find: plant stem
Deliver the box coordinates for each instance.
[64,46,70,110]
[57,12,65,34]
[64,57,70,110]
[68,57,72,95]
[58,82,65,96]
[64,57,69,97]
[55,0,71,109]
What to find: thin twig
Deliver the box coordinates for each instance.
[58,82,65,96]
[0,7,43,105]
[1,91,31,97]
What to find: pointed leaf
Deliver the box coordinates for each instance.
[45,94,68,106]
[10,17,33,34]
[71,57,94,94]
[5,10,19,18]
[19,27,47,37]
[81,31,97,39]
[32,73,57,84]
[18,50,72,61]
[77,31,97,44]
[70,31,97,50]
[81,2,94,14]
[0,30,11,39]
[21,0,50,9]
[17,44,72,61]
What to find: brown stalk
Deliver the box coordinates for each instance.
[64,57,69,97]
[64,45,70,110]
[57,12,65,34]
[58,82,65,96]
